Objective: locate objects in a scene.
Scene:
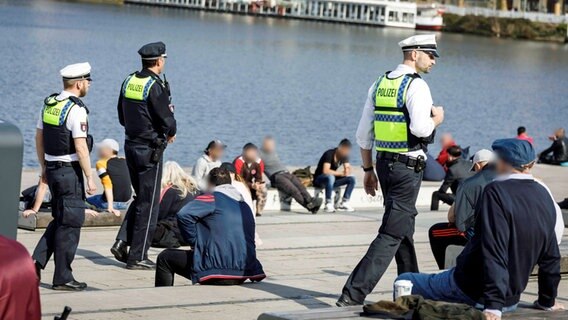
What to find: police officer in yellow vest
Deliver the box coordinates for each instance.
[112,42,177,270]
[337,34,445,306]
[32,62,97,291]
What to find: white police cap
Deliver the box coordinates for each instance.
[60,62,92,81]
[399,34,439,57]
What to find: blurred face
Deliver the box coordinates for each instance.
[337,146,351,159]
[440,133,453,147]
[263,138,275,153]
[243,148,258,162]
[209,146,224,160]
[495,159,512,175]
[97,146,114,159]
[415,50,436,74]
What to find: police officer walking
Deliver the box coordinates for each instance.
[336,34,445,306]
[32,62,96,291]
[111,42,177,270]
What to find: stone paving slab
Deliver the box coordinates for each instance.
[14,207,567,320]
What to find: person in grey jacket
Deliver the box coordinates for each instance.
[192,140,225,190]
[260,136,322,213]
[431,145,474,210]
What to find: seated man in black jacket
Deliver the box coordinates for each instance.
[428,149,496,269]
[397,139,564,320]
[431,146,474,210]
[538,128,568,165]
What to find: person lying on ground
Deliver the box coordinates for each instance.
[155,167,265,286]
[430,145,474,210]
[538,128,568,165]
[234,142,267,216]
[313,139,356,213]
[86,138,132,216]
[428,149,496,270]
[23,178,99,218]
[260,136,322,213]
[396,138,565,320]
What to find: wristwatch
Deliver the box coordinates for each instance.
[362,166,374,172]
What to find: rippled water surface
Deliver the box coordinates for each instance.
[2,0,567,167]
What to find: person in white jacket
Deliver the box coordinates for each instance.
[192,140,225,190]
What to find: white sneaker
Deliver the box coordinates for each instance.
[337,200,355,212]
[325,202,336,213]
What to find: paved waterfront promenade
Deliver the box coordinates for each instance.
[17,164,567,319]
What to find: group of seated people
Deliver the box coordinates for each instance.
[190,136,358,215]
[399,138,565,319]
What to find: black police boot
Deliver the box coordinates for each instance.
[52,280,87,291]
[110,240,128,263]
[336,294,361,307]
[306,198,323,214]
[126,259,156,270]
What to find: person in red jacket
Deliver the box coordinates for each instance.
[0,235,41,320]
[436,133,456,170]
[234,143,266,216]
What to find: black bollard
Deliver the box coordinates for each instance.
[0,120,23,239]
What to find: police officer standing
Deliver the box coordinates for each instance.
[32,62,96,291]
[336,34,444,306]
[112,42,177,270]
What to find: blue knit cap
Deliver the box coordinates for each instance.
[491,138,536,169]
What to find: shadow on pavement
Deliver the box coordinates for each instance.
[76,248,124,267]
[242,281,336,309]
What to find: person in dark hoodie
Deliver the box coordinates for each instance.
[431,145,474,210]
[396,139,565,320]
[154,167,265,286]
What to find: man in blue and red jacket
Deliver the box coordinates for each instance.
[154,167,265,286]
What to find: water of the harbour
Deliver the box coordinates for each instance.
[2,0,567,168]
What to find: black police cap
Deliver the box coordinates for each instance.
[138,41,167,60]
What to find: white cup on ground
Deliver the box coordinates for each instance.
[393,280,413,300]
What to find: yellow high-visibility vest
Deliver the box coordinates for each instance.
[373,72,419,153]
[122,75,156,101]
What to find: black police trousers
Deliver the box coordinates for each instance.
[33,162,85,285]
[341,159,422,304]
[117,141,163,263]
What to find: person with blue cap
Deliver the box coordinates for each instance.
[395,138,565,320]
[112,42,177,270]
[31,62,97,291]
[337,34,445,307]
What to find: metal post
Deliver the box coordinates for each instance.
[0,120,23,239]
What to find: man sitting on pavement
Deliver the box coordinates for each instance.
[428,149,496,270]
[431,145,474,211]
[538,128,568,165]
[260,136,323,213]
[192,140,225,190]
[396,139,565,320]
[155,167,265,286]
[313,139,356,213]
[86,138,132,215]
[234,143,267,216]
